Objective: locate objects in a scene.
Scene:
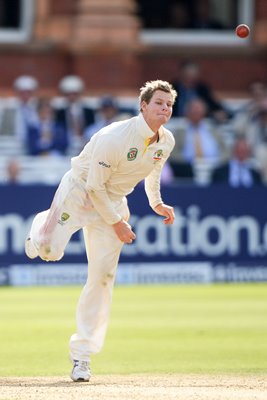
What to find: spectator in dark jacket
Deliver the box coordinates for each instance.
[26,99,69,156]
[189,0,227,30]
[172,61,232,123]
[54,75,95,138]
[211,136,263,187]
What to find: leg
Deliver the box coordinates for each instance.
[69,218,124,361]
[25,171,94,262]
[26,208,73,261]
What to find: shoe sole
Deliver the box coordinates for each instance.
[71,377,90,382]
[70,373,90,382]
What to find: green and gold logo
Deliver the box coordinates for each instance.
[153,149,163,161]
[127,147,138,161]
[60,212,70,222]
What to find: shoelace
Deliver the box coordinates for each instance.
[74,360,89,372]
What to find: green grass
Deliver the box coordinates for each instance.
[0,284,267,376]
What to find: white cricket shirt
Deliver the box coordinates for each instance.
[71,113,175,224]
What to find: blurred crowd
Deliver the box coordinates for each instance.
[1,60,267,188]
[139,0,232,30]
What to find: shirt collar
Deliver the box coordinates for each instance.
[136,112,164,141]
[231,158,249,168]
[189,120,206,132]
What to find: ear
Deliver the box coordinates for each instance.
[141,100,147,112]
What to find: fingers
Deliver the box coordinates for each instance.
[114,221,136,244]
[123,229,136,243]
[163,208,175,225]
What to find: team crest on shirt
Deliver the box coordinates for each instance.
[153,149,163,162]
[127,147,138,161]
[58,212,70,225]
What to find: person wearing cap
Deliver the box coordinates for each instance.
[54,75,95,140]
[84,95,124,141]
[0,75,40,138]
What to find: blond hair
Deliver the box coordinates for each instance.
[139,80,177,111]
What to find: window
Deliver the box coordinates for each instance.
[0,0,34,43]
[137,0,254,46]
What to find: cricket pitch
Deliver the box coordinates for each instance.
[0,374,266,400]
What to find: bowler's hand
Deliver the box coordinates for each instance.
[154,203,175,225]
[112,219,136,244]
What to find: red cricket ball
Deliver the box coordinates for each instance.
[235,24,250,38]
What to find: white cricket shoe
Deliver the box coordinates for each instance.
[25,237,39,259]
[70,359,91,382]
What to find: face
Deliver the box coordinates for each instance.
[17,90,35,103]
[141,90,173,126]
[233,139,251,162]
[249,82,267,101]
[38,103,53,121]
[66,92,80,103]
[186,100,206,124]
[182,65,199,86]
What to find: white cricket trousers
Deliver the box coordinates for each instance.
[29,171,128,361]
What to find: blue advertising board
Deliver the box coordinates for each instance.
[1,183,267,284]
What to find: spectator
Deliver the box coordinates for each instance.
[172,60,232,123]
[169,98,228,177]
[242,100,267,184]
[0,75,39,139]
[232,81,267,137]
[169,1,190,29]
[211,136,263,187]
[84,95,132,141]
[26,98,69,156]
[55,75,95,138]
[5,158,21,184]
[189,0,227,30]
[85,96,120,140]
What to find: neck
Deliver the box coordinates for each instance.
[144,118,161,134]
[192,121,201,128]
[149,131,159,145]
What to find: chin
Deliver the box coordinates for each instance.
[158,114,168,120]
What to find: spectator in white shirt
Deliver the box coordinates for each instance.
[169,98,228,179]
[0,75,39,140]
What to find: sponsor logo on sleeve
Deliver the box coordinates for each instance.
[99,161,111,168]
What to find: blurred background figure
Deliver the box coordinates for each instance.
[232,81,267,136]
[5,158,21,184]
[232,82,267,183]
[0,75,39,139]
[84,95,134,141]
[26,98,69,156]
[170,98,228,173]
[189,0,227,30]
[169,1,190,29]
[169,98,228,184]
[241,99,267,184]
[172,60,232,123]
[55,75,95,139]
[160,162,175,185]
[211,135,263,187]
[84,95,120,140]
